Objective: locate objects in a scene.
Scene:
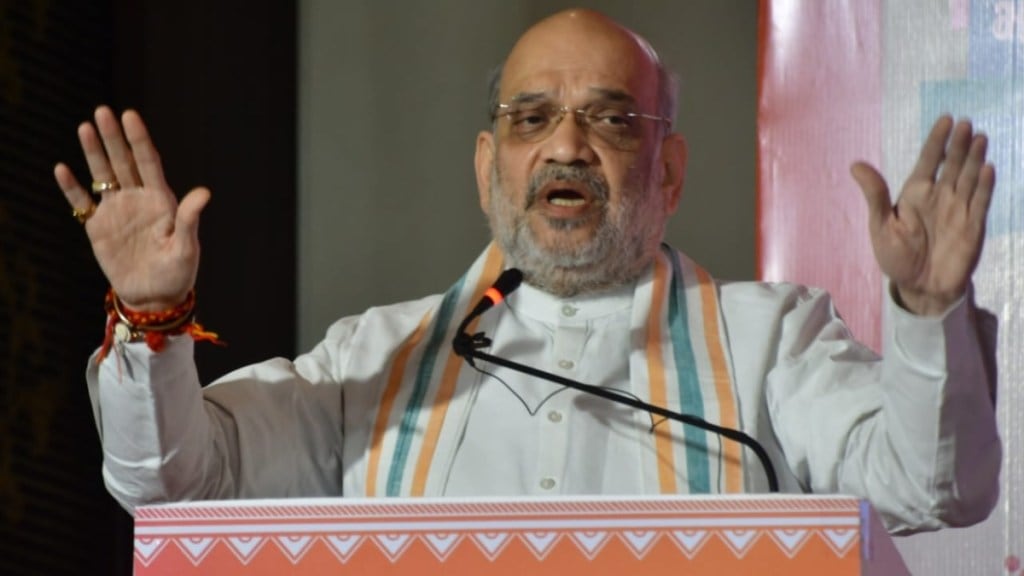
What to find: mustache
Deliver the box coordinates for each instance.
[525,164,610,208]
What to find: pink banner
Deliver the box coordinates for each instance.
[757,0,883,350]
[758,1,1021,573]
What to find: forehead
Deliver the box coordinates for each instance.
[500,16,660,108]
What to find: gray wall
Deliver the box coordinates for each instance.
[297,1,758,350]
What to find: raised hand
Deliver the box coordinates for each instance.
[55,106,210,312]
[851,115,995,316]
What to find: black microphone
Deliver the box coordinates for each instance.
[452,268,523,358]
[451,271,780,493]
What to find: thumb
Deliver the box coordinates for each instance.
[850,161,891,232]
[177,186,211,238]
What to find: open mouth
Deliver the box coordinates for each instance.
[547,188,587,207]
[536,181,596,210]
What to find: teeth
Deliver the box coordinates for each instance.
[549,197,585,207]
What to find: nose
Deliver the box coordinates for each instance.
[541,108,597,165]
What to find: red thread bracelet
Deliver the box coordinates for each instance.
[97,289,224,363]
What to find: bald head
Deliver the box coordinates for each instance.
[474,10,688,297]
[488,10,676,127]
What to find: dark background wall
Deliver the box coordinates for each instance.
[0,1,296,573]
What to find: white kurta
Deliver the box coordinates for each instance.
[86,270,1000,534]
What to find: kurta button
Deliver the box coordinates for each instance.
[539,477,557,490]
[561,305,577,317]
[547,410,563,423]
[558,359,575,370]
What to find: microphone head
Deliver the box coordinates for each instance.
[454,268,524,357]
[493,268,524,298]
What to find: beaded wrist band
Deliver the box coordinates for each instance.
[96,289,224,363]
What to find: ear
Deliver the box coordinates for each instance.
[658,133,687,214]
[475,130,495,215]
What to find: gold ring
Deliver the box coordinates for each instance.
[72,204,96,224]
[91,180,120,194]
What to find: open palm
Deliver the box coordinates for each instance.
[851,116,995,316]
[55,106,210,311]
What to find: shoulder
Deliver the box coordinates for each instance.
[713,277,888,375]
[717,279,833,319]
[292,293,447,382]
[666,247,832,318]
[321,293,447,344]
[715,279,861,358]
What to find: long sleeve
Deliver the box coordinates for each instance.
[87,274,1001,530]
[756,284,1000,533]
[85,319,355,514]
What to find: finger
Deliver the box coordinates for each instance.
[94,105,142,188]
[955,133,988,200]
[55,162,92,209]
[936,119,973,191]
[78,119,119,195]
[176,187,211,238]
[850,161,892,232]
[122,109,171,193]
[969,163,995,223]
[55,163,96,225]
[910,115,954,182]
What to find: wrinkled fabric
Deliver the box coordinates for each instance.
[86,253,1000,535]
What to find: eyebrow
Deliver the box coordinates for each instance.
[586,88,638,105]
[507,91,551,104]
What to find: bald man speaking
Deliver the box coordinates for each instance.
[56,10,1000,535]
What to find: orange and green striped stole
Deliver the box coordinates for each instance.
[364,244,744,496]
[641,245,745,494]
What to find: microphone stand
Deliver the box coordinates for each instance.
[454,334,780,493]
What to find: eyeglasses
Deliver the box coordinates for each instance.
[492,101,671,151]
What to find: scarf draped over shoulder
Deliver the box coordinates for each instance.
[360,243,744,497]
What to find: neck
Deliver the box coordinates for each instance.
[516,254,655,298]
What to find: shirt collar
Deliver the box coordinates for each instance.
[505,276,636,323]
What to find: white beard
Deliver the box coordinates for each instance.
[487,161,666,297]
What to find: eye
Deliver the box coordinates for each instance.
[588,108,635,131]
[508,106,551,134]
[519,114,546,126]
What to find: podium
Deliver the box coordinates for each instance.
[133,495,909,575]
